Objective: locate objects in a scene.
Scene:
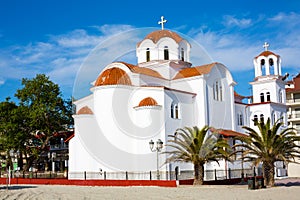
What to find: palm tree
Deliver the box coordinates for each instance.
[235,118,300,187]
[164,126,231,185]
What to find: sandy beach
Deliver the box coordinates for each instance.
[1,179,300,200]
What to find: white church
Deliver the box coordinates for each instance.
[69,18,287,180]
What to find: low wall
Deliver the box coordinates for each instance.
[0,178,177,187]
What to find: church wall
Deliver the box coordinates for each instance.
[234,103,248,133]
[69,115,104,177]
[74,94,94,113]
[90,85,167,172]
[136,40,156,63]
[205,66,234,130]
[252,80,286,104]
[157,38,179,61]
[170,77,207,127]
[138,75,167,86]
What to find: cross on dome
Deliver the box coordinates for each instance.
[158,16,167,30]
[263,42,269,51]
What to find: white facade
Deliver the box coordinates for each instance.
[69,30,288,180]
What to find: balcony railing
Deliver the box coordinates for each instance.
[288,113,300,119]
[286,99,300,103]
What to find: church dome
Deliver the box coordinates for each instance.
[94,67,132,86]
[138,97,158,107]
[77,106,93,115]
[137,30,183,47]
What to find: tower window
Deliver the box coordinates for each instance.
[260,114,264,123]
[260,93,265,103]
[181,48,184,61]
[261,59,265,66]
[164,46,169,60]
[269,58,274,66]
[266,92,271,102]
[146,48,150,62]
[253,115,258,125]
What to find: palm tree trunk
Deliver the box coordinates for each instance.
[193,163,204,185]
[263,161,275,187]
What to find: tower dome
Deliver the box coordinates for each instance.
[136,18,191,64]
[94,67,132,86]
[137,30,183,47]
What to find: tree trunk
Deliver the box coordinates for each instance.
[263,161,275,187]
[193,163,204,185]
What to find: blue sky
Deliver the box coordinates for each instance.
[1,0,300,101]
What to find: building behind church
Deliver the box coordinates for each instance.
[69,21,290,180]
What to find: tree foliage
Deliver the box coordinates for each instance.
[235,118,300,187]
[164,126,231,185]
[0,74,73,171]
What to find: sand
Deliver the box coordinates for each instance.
[0,179,299,200]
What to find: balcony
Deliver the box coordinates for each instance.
[286,98,300,106]
[288,113,300,122]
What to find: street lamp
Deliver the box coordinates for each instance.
[149,139,163,180]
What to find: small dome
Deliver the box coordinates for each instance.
[77,106,93,115]
[138,97,158,107]
[94,67,132,86]
[137,30,183,47]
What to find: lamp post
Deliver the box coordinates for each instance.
[149,139,163,180]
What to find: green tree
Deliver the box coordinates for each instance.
[164,126,231,185]
[14,74,73,170]
[235,118,300,187]
[0,98,30,170]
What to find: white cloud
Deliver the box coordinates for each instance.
[189,12,300,72]
[0,24,135,98]
[222,15,252,28]
[94,24,134,35]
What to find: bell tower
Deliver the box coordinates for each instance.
[249,42,287,128]
[253,42,282,78]
[251,42,286,104]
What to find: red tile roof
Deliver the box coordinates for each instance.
[118,62,165,79]
[255,51,279,58]
[286,73,300,93]
[173,63,217,80]
[210,128,246,137]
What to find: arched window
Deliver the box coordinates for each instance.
[272,112,276,125]
[266,92,271,102]
[269,58,274,66]
[164,46,169,60]
[260,114,264,123]
[278,89,282,103]
[260,93,265,103]
[261,59,265,75]
[181,48,184,61]
[237,113,243,126]
[213,80,223,101]
[254,115,258,125]
[146,48,150,62]
[269,58,274,74]
[171,102,180,119]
